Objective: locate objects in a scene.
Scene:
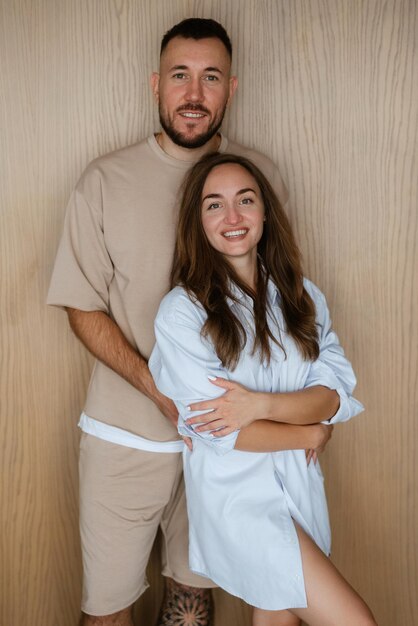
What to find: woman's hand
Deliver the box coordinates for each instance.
[186,377,268,436]
[187,377,341,438]
[306,424,334,465]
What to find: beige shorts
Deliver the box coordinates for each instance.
[79,432,214,616]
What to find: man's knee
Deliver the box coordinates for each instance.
[80,606,133,626]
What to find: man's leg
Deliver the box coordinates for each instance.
[79,434,184,625]
[80,606,133,626]
[156,578,213,626]
[159,455,215,626]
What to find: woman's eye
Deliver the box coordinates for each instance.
[208,202,221,210]
[240,197,253,205]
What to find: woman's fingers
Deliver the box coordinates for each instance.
[194,420,237,435]
[194,419,222,432]
[187,379,260,430]
[211,425,236,437]
[186,409,216,425]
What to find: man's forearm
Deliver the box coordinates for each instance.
[66,308,156,400]
[261,386,340,425]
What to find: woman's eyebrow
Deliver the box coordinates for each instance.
[202,192,222,201]
[236,187,256,195]
[202,188,257,202]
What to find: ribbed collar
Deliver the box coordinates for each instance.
[147,133,229,169]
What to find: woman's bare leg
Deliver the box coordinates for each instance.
[287,524,377,626]
[252,607,300,626]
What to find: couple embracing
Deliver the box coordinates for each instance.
[48,17,376,626]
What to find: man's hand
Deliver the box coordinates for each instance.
[306,423,334,465]
[153,390,178,428]
[186,377,268,436]
[151,390,193,450]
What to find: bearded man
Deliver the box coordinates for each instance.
[48,18,287,626]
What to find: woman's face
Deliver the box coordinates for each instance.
[200,163,265,266]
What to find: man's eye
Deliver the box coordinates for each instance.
[173,73,187,79]
[204,75,219,81]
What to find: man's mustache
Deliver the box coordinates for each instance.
[176,104,210,115]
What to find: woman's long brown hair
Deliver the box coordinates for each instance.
[171,153,319,369]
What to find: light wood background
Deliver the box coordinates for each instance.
[1,1,417,624]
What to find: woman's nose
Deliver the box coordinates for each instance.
[224,205,242,224]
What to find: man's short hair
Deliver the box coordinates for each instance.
[160,18,232,58]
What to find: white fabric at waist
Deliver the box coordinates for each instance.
[78,412,184,453]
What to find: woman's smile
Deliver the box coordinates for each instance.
[201,163,265,280]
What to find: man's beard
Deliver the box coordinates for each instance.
[159,103,227,149]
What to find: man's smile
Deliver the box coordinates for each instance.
[176,104,210,120]
[179,111,206,118]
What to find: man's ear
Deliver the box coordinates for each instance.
[227,76,238,107]
[150,72,160,104]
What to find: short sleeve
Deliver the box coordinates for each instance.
[304,283,364,424]
[270,164,289,209]
[149,291,240,455]
[46,165,114,313]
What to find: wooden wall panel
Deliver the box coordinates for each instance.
[1,1,416,624]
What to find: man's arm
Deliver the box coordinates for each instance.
[66,308,178,425]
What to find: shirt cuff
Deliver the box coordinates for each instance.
[178,416,240,455]
[305,360,364,424]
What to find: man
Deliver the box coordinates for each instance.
[48,17,338,626]
[48,19,285,625]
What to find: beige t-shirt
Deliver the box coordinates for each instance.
[47,135,288,441]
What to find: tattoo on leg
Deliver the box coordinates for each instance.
[156,578,213,626]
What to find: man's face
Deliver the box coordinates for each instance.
[151,36,237,149]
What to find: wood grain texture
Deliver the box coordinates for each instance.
[1,1,416,624]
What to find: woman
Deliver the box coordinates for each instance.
[149,153,377,626]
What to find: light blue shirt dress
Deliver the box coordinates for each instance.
[149,278,364,610]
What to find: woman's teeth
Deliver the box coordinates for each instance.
[223,229,247,238]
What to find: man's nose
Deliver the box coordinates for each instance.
[185,77,204,102]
